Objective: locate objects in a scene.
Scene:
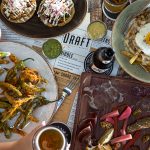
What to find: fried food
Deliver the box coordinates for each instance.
[123,8,150,72]
[1,0,36,23]
[37,0,75,27]
[0,53,52,139]
[20,67,46,85]
[0,81,22,96]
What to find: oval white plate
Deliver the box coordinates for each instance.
[0,42,58,142]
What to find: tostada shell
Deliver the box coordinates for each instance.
[37,0,75,27]
[0,0,36,23]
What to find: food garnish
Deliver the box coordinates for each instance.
[0,51,10,66]
[121,51,143,64]
[98,128,114,145]
[77,113,98,145]
[0,81,23,96]
[78,103,150,149]
[78,125,92,143]
[37,0,75,27]
[98,144,112,150]
[100,121,112,129]
[123,131,140,150]
[145,32,150,45]
[112,143,121,150]
[133,108,142,117]
[113,113,118,138]
[129,50,142,64]
[118,106,132,120]
[105,117,114,125]
[42,39,62,59]
[123,8,150,72]
[127,117,150,132]
[0,52,10,57]
[1,0,36,23]
[120,119,128,145]
[0,58,9,64]
[100,110,119,120]
[0,53,54,139]
[142,134,150,143]
[111,134,132,144]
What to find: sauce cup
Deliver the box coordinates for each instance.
[87,21,107,41]
[32,126,66,150]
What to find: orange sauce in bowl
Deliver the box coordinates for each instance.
[39,129,64,150]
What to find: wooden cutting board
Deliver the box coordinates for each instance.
[71,72,150,150]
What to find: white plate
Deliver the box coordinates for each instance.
[0,42,58,142]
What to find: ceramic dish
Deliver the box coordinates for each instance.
[112,0,150,83]
[0,42,58,142]
[104,0,128,13]
[0,0,87,38]
[102,2,120,21]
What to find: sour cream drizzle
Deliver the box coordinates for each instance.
[3,0,36,18]
[38,0,74,26]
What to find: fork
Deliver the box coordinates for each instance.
[54,76,80,112]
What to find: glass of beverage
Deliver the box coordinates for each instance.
[104,0,128,13]
[32,126,66,150]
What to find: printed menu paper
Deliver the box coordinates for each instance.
[0,13,119,130]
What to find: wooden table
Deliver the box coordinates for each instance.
[52,0,133,125]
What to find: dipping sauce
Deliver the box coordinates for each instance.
[87,21,107,40]
[39,129,64,150]
[42,39,62,59]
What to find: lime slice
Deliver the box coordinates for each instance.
[87,21,107,40]
[42,39,62,59]
[0,52,11,57]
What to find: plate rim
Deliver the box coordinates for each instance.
[111,0,150,83]
[0,0,88,38]
[0,41,58,141]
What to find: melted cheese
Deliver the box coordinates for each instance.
[3,0,36,18]
[38,0,74,26]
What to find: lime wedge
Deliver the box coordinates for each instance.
[0,52,11,57]
[87,21,107,40]
[42,39,62,59]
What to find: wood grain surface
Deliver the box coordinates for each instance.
[71,72,150,150]
[0,0,87,38]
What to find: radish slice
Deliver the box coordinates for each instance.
[118,106,132,121]
[120,119,128,136]
[120,129,126,136]
[100,110,119,120]
[123,131,140,150]
[120,119,128,145]
[106,117,115,125]
[111,134,132,144]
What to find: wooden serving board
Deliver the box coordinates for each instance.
[71,72,150,150]
[0,0,87,38]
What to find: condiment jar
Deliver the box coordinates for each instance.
[32,126,67,150]
[87,21,107,40]
[91,47,114,73]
